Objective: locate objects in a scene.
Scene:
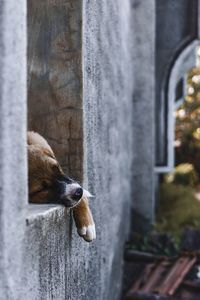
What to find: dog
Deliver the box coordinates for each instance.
[28,131,96,242]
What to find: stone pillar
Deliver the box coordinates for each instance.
[131,0,155,224]
[0,0,27,299]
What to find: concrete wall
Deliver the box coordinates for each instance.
[0,0,27,299]
[131,0,156,224]
[0,1,135,300]
[24,1,134,299]
[0,0,163,297]
[83,1,134,298]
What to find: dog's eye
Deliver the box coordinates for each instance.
[29,186,48,197]
[52,164,62,174]
[65,177,73,184]
[56,175,73,184]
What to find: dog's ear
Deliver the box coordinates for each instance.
[28,131,55,158]
[83,189,93,198]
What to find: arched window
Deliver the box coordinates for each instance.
[155,41,199,173]
[155,0,199,172]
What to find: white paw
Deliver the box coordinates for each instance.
[77,224,96,242]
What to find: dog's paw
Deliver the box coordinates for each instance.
[77,223,96,242]
[73,196,96,242]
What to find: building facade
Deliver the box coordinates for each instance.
[0,0,199,299]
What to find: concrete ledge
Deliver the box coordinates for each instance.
[26,204,66,224]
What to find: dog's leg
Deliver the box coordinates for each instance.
[73,197,96,242]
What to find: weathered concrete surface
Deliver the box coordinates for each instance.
[83,1,134,298]
[0,0,27,299]
[0,0,157,298]
[23,1,134,300]
[131,0,155,223]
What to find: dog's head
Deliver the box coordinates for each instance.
[28,132,90,208]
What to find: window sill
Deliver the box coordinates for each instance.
[26,204,68,225]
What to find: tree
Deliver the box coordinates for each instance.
[175,67,200,176]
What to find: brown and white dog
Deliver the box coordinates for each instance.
[28,131,96,242]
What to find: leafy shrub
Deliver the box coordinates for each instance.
[165,163,198,186]
[156,183,200,238]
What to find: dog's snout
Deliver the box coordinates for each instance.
[54,179,83,207]
[73,187,83,200]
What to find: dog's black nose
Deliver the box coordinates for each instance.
[75,187,82,195]
[74,187,83,200]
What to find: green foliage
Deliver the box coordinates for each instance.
[165,163,198,186]
[126,232,179,257]
[186,66,200,103]
[175,66,200,175]
[156,183,200,238]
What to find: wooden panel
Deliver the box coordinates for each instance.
[28,0,83,181]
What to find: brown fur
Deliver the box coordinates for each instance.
[28,132,63,203]
[28,131,95,241]
[73,197,94,229]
